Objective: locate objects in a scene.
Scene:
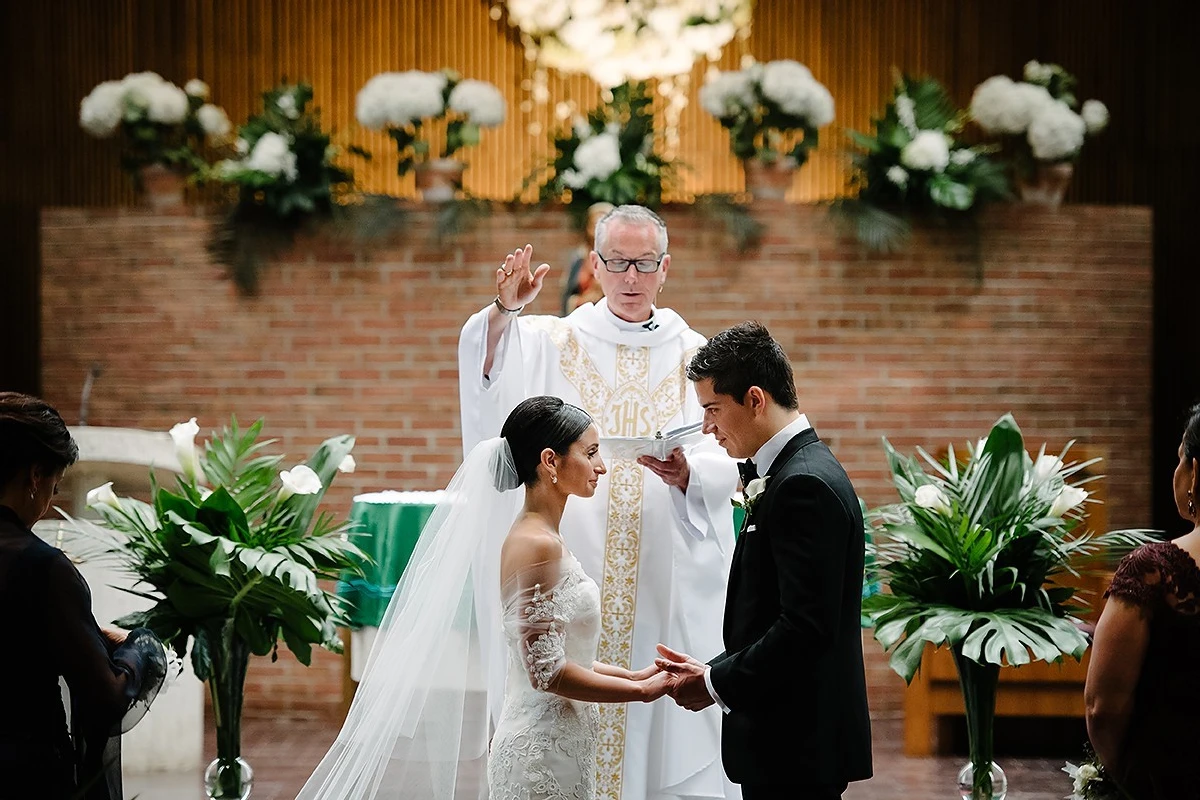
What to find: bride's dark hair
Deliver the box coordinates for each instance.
[500,396,593,489]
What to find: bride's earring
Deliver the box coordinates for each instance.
[551,474,558,484]
[1190,489,1196,518]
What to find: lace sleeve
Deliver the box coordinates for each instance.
[502,558,571,693]
[1104,543,1166,611]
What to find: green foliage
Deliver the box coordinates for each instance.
[77,416,366,669]
[209,82,365,221]
[862,414,1159,683]
[538,82,675,224]
[838,74,1010,253]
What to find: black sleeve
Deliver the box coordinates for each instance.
[43,551,141,727]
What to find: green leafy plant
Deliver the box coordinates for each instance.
[206,81,368,295]
[833,74,1009,253]
[69,416,365,799]
[535,82,675,226]
[862,413,1156,798]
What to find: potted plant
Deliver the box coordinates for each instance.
[536,81,673,226]
[698,58,835,200]
[862,414,1155,799]
[207,81,367,293]
[71,417,365,800]
[834,73,1010,252]
[79,72,232,208]
[969,61,1109,207]
[355,69,506,202]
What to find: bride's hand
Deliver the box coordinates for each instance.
[639,670,673,702]
[627,663,662,682]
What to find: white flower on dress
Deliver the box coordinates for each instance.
[184,79,210,99]
[79,80,126,137]
[246,132,298,181]
[914,484,952,516]
[197,104,231,138]
[86,482,122,510]
[1027,101,1087,161]
[1080,99,1109,134]
[900,130,951,172]
[279,464,323,501]
[448,79,506,127]
[169,417,202,483]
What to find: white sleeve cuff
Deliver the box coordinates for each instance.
[669,481,707,541]
[703,665,730,713]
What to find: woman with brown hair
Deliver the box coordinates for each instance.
[0,392,165,799]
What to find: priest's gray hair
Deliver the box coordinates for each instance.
[593,205,668,255]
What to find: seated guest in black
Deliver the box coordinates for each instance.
[0,392,165,800]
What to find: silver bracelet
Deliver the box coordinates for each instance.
[493,296,524,316]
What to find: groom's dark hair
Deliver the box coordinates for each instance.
[687,322,798,410]
[501,396,594,488]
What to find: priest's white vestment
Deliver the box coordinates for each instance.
[459,299,740,800]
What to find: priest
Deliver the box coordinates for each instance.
[458,205,740,800]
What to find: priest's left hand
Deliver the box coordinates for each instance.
[638,447,690,490]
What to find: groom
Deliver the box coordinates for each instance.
[656,321,873,799]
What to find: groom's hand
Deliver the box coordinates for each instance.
[655,643,715,712]
[638,448,690,490]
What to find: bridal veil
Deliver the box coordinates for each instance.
[296,437,521,799]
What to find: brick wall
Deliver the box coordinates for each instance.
[40,202,1154,721]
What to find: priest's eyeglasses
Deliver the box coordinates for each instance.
[595,253,664,273]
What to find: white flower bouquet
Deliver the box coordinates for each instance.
[970,61,1109,165]
[79,71,231,178]
[355,69,506,176]
[835,74,1009,251]
[538,82,673,224]
[699,58,835,167]
[502,0,751,87]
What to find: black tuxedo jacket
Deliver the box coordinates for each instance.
[708,428,873,787]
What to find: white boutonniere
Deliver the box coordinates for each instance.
[731,476,770,518]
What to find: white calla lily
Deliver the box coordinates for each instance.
[169,417,202,483]
[1049,485,1088,518]
[914,484,952,515]
[86,481,122,510]
[279,464,323,501]
[338,454,356,474]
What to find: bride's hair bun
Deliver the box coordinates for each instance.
[499,396,593,489]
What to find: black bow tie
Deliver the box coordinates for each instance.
[737,460,759,487]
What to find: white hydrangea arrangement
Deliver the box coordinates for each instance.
[970,61,1109,164]
[539,82,671,224]
[698,58,835,167]
[355,69,506,176]
[502,0,750,88]
[79,72,231,177]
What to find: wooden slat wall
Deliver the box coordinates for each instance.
[0,0,1147,206]
[3,0,1196,531]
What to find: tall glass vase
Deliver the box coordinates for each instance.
[952,645,1007,800]
[204,635,255,800]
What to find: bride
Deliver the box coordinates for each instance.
[298,396,671,799]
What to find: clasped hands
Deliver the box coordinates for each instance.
[623,644,715,711]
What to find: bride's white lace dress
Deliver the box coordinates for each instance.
[488,553,602,800]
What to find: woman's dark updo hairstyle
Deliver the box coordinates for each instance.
[0,392,79,489]
[499,396,593,490]
[1183,402,1200,463]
